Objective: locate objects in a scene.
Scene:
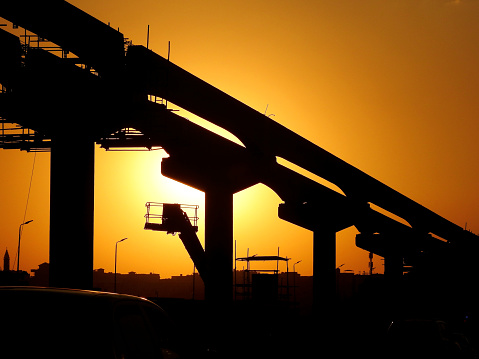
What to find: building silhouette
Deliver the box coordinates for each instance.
[3,248,9,271]
[30,262,49,286]
[0,248,29,285]
[93,269,206,300]
[25,261,382,318]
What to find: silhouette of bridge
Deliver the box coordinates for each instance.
[1,0,478,318]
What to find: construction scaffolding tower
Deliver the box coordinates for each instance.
[234,251,291,303]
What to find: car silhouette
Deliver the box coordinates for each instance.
[1,286,187,359]
[386,318,477,359]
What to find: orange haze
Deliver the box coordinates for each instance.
[2,0,479,279]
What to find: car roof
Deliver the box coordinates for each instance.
[0,285,149,300]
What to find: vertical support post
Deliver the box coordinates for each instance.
[384,246,403,319]
[384,255,403,279]
[313,227,337,327]
[49,138,95,289]
[204,190,233,304]
[384,241,403,281]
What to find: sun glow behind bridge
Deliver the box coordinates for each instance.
[93,144,206,276]
[94,97,254,276]
[4,0,477,279]
[92,97,375,277]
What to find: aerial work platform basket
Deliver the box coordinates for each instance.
[144,202,207,282]
[144,202,199,234]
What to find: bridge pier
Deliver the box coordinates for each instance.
[204,190,234,303]
[384,253,403,280]
[313,227,337,320]
[312,226,338,346]
[49,137,95,289]
[161,155,246,304]
[278,202,349,318]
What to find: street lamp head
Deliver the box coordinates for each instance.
[119,237,127,243]
[23,220,33,225]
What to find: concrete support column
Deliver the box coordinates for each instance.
[384,250,403,318]
[384,253,403,281]
[313,227,337,323]
[49,137,95,289]
[204,190,233,304]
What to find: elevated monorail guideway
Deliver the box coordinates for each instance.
[126,45,474,246]
[0,0,125,76]
[1,0,477,307]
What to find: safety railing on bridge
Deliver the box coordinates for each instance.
[98,127,163,151]
[0,121,51,151]
[0,83,51,151]
[3,20,100,74]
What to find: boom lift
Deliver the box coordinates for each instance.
[144,202,207,283]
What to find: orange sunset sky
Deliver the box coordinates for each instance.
[1,0,479,279]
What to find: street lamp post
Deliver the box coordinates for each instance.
[17,220,33,272]
[114,238,127,292]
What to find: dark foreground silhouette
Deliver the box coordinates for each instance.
[2,282,479,359]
